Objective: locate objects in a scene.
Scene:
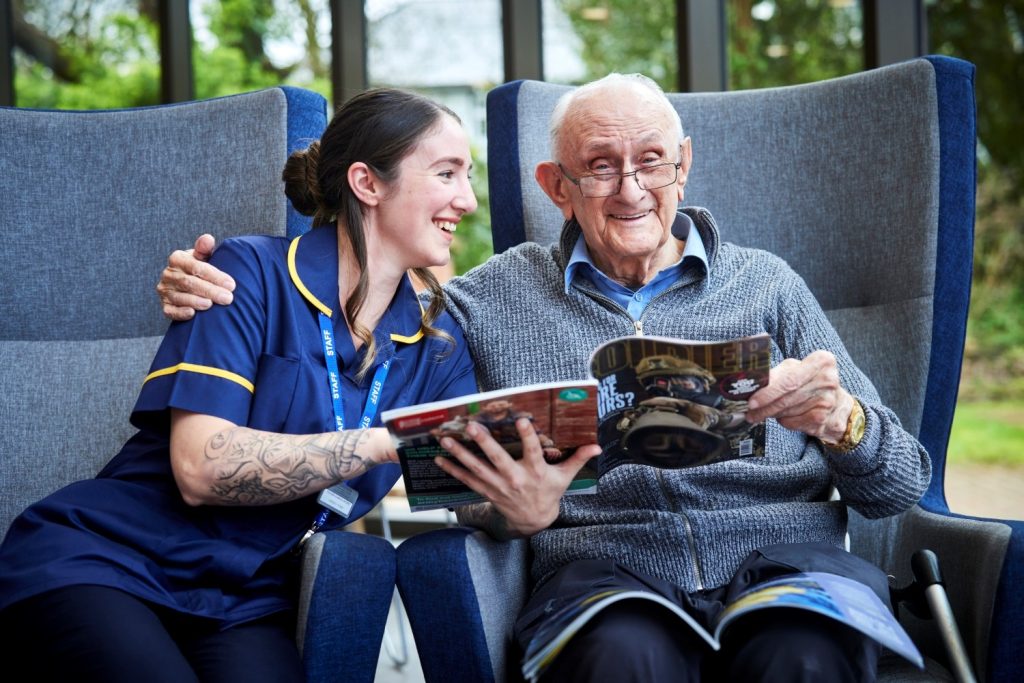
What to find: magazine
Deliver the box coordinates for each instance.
[381,380,601,511]
[589,333,771,475]
[381,334,772,512]
[521,571,924,682]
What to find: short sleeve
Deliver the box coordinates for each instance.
[131,238,273,430]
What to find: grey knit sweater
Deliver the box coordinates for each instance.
[442,207,930,593]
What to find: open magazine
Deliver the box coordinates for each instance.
[589,333,771,475]
[381,333,772,512]
[521,571,924,682]
[381,380,601,511]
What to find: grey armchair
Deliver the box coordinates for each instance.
[396,56,1022,683]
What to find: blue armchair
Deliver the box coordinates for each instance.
[396,56,1022,682]
[0,87,393,683]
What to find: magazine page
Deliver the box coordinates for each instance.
[521,589,716,682]
[588,334,771,475]
[381,380,600,511]
[713,572,923,669]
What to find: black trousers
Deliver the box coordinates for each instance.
[0,585,304,683]
[515,543,886,683]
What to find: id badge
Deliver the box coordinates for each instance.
[318,483,359,519]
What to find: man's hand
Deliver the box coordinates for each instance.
[437,419,601,538]
[157,234,236,321]
[745,350,853,443]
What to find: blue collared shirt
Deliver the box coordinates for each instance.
[564,212,709,320]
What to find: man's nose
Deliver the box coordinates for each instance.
[616,167,646,200]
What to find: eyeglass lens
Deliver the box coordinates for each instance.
[580,163,678,197]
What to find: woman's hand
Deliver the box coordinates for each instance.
[435,419,601,537]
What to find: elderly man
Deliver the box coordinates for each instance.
[159,75,929,682]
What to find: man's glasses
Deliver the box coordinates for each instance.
[559,161,682,198]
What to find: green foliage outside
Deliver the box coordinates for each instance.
[948,401,1024,465]
[12,0,1023,431]
[926,1,1024,403]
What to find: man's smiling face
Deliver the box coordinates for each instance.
[557,84,689,287]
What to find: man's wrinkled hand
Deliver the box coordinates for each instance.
[435,419,601,537]
[156,234,236,321]
[745,350,852,442]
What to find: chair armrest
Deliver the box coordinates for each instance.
[849,505,1023,683]
[297,530,396,683]
[396,527,530,683]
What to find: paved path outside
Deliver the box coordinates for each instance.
[945,462,1024,520]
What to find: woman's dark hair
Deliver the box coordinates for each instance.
[282,88,461,378]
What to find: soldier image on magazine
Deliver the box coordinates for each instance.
[589,333,771,475]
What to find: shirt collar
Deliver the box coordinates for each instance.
[287,226,425,344]
[563,211,709,293]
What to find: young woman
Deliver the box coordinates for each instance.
[0,88,478,682]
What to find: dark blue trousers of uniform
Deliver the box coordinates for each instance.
[0,585,304,683]
[514,542,887,683]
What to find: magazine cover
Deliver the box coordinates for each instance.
[381,380,600,511]
[589,333,772,475]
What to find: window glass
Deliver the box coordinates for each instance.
[548,0,676,90]
[926,0,1024,521]
[367,0,502,275]
[13,0,160,109]
[191,0,331,102]
[728,0,863,90]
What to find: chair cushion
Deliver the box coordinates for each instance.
[0,336,161,534]
[0,88,293,342]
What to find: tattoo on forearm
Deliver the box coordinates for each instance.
[205,428,376,505]
[457,502,517,540]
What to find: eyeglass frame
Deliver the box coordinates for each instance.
[557,160,683,198]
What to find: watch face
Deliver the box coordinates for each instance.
[850,407,866,444]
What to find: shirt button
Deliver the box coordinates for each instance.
[633,293,643,301]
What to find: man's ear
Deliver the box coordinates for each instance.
[535,161,575,220]
[676,136,693,202]
[348,162,381,206]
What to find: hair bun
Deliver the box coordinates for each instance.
[282,141,327,218]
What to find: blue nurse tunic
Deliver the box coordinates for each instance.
[0,226,477,625]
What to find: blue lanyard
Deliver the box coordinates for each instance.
[318,312,391,430]
[298,312,392,548]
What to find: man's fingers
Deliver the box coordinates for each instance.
[167,247,236,292]
[193,233,217,261]
[161,304,197,323]
[158,263,234,306]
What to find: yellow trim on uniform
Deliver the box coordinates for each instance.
[391,273,426,343]
[144,363,255,393]
[288,235,426,343]
[288,234,332,316]
[390,329,423,343]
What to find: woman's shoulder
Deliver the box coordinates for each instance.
[206,234,291,284]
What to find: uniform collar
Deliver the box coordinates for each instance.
[287,226,425,345]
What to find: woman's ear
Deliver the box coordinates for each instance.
[348,162,381,206]
[535,161,574,220]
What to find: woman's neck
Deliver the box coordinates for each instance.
[337,229,406,350]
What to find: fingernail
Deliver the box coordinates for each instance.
[215,291,233,305]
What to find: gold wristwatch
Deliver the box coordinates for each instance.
[822,398,865,453]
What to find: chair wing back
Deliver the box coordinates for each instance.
[0,87,327,537]
[487,56,975,510]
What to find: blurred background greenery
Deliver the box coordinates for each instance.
[8,0,1023,476]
